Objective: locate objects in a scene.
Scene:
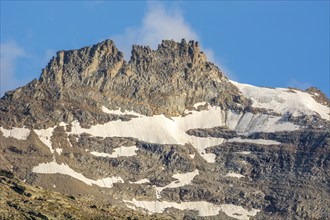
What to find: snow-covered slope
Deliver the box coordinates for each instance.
[65,105,298,163]
[230,80,329,120]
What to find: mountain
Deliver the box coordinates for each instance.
[0,39,329,220]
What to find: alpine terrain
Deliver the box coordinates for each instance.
[0,39,329,219]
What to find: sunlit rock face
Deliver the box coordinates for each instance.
[0,39,329,220]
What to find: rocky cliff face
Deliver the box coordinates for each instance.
[0,39,329,220]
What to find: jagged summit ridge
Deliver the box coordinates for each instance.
[40,39,124,86]
[40,39,218,87]
[1,39,245,127]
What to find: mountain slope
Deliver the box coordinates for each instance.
[0,39,329,220]
[0,170,170,219]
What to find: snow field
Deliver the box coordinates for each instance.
[124,199,260,220]
[69,105,297,162]
[55,148,63,155]
[225,111,300,134]
[0,127,31,140]
[129,179,150,184]
[225,172,245,179]
[1,103,300,164]
[32,161,124,188]
[231,80,329,120]
[155,169,199,198]
[34,127,56,153]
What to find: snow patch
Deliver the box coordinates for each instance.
[155,169,199,198]
[231,80,329,120]
[124,199,260,219]
[221,203,260,220]
[188,136,224,163]
[90,146,138,158]
[34,127,56,154]
[0,127,30,140]
[55,148,63,155]
[67,138,73,147]
[32,161,124,188]
[193,101,207,109]
[59,122,67,131]
[226,173,245,179]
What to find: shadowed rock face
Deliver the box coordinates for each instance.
[0,39,329,220]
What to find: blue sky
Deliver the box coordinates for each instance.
[1,1,329,97]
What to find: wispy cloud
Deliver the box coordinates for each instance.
[111,2,234,80]
[0,41,26,96]
[112,3,197,60]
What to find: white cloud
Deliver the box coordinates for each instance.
[139,3,198,47]
[111,3,234,80]
[112,3,200,59]
[0,41,26,96]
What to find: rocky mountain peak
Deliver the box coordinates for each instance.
[128,39,207,76]
[1,39,245,127]
[156,39,205,63]
[35,39,214,90]
[39,39,124,88]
